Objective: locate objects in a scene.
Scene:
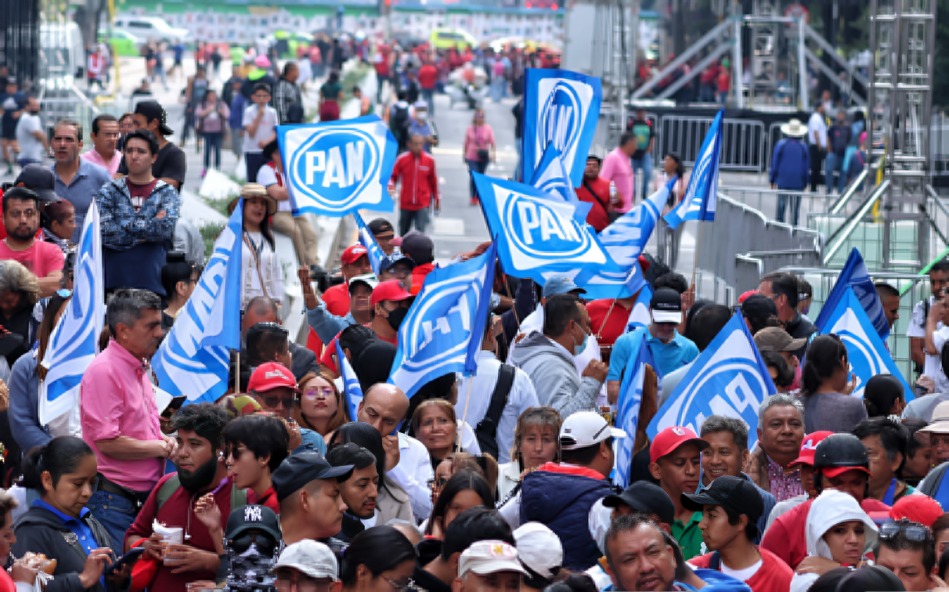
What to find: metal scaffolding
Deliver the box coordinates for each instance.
[868,0,936,268]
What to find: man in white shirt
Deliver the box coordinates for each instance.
[908,261,949,385]
[356,383,434,520]
[243,82,278,183]
[806,102,828,193]
[455,315,539,463]
[15,97,46,168]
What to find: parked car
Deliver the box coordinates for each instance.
[429,28,477,50]
[113,15,188,44]
[98,29,143,57]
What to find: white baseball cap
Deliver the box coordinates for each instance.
[458,541,528,577]
[273,540,338,580]
[559,411,627,451]
[513,523,563,581]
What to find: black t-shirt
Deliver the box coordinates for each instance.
[118,142,187,192]
[411,567,451,592]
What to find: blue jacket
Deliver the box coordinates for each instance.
[520,464,613,570]
[769,138,810,190]
[8,351,50,452]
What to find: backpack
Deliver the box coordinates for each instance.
[390,103,410,144]
[474,364,516,459]
[156,473,247,510]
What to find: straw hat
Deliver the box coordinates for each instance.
[228,183,277,216]
[780,118,808,137]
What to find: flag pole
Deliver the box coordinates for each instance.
[690,220,703,290]
[234,350,241,394]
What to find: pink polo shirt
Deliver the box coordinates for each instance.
[599,147,634,213]
[80,339,163,492]
[80,149,122,177]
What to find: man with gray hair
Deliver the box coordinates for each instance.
[81,289,178,551]
[699,415,776,539]
[745,394,806,502]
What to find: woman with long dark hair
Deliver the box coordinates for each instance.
[798,334,867,433]
[339,526,416,592]
[424,470,493,539]
[234,183,283,309]
[656,152,688,269]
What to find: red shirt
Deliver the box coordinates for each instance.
[247,485,279,514]
[760,496,890,569]
[690,547,793,592]
[587,298,632,347]
[576,176,612,231]
[390,151,438,211]
[0,239,65,278]
[410,262,435,296]
[126,473,237,592]
[418,64,439,90]
[307,283,352,356]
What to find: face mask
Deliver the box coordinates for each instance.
[416,112,428,121]
[574,328,589,356]
[386,306,409,332]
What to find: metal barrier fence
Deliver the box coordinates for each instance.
[39,93,100,140]
[718,184,834,224]
[657,115,767,172]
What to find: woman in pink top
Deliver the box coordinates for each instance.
[462,110,496,205]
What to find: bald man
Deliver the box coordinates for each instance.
[356,384,434,519]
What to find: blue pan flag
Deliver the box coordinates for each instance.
[627,284,653,332]
[599,177,676,267]
[335,339,364,420]
[354,211,385,276]
[815,248,890,341]
[529,144,579,203]
[664,110,723,229]
[614,330,656,488]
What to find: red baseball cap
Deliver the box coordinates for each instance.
[650,426,709,463]
[889,495,944,528]
[340,245,369,265]
[247,362,299,393]
[788,431,835,468]
[370,280,414,307]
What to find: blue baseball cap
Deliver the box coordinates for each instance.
[542,274,585,299]
[379,253,415,274]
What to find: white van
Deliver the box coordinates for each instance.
[39,21,86,89]
[113,15,188,44]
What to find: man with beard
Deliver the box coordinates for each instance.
[325,443,379,541]
[0,186,64,297]
[82,289,176,552]
[126,404,239,592]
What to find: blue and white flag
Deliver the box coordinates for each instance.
[573,258,647,301]
[627,284,653,331]
[152,200,244,405]
[614,330,655,488]
[817,288,913,401]
[599,177,676,267]
[277,115,398,217]
[335,339,364,420]
[664,110,723,229]
[522,69,602,185]
[354,211,385,276]
[389,243,497,399]
[647,312,775,448]
[472,173,607,286]
[529,145,578,203]
[815,248,890,341]
[39,201,105,425]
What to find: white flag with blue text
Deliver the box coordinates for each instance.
[277,116,398,217]
[152,200,244,405]
[647,312,775,448]
[817,288,914,401]
[522,69,602,184]
[39,201,105,425]
[354,211,385,276]
[664,110,723,229]
[529,145,579,203]
[389,243,497,399]
[599,177,676,267]
[472,173,607,286]
[335,339,364,419]
[614,330,655,488]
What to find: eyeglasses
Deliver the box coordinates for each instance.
[226,446,249,461]
[303,387,336,399]
[384,577,412,592]
[260,394,299,409]
[878,519,932,543]
[427,477,448,490]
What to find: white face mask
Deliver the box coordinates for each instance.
[416,112,428,121]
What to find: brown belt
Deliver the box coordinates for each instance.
[97,474,150,508]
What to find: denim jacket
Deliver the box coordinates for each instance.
[96,178,180,251]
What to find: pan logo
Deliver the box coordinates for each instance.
[671,359,770,432]
[502,192,590,259]
[539,81,581,157]
[287,127,379,210]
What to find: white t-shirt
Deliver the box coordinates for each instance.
[255,163,292,213]
[807,112,827,149]
[721,558,763,582]
[242,104,278,154]
[16,113,45,162]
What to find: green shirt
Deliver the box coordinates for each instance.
[671,511,704,560]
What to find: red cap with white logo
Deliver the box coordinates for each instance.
[788,430,835,468]
[650,426,710,463]
[247,362,300,393]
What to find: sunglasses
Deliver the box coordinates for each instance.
[227,532,278,556]
[878,519,932,543]
[260,394,298,408]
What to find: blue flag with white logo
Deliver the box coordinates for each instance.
[599,177,676,267]
[472,173,608,286]
[522,69,602,185]
[817,288,913,402]
[664,110,723,229]
[614,330,655,488]
[39,201,105,426]
[627,284,653,331]
[277,115,397,217]
[354,211,385,276]
[647,312,776,448]
[335,339,364,420]
[152,200,244,404]
[529,145,579,203]
[389,243,497,399]
[815,248,890,341]
[573,258,648,301]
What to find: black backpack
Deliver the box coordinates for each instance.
[474,364,516,459]
[390,104,410,144]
